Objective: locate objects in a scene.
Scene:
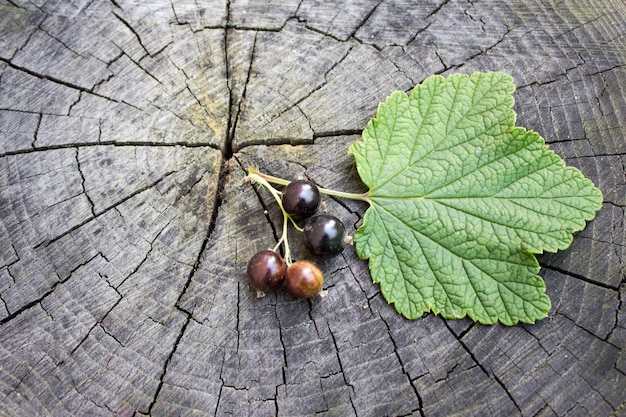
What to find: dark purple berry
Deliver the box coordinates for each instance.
[246,250,286,292]
[304,214,345,257]
[281,180,321,219]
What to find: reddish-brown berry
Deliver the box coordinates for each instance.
[285,260,324,298]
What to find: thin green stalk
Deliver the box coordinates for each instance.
[248,166,371,203]
[272,213,292,265]
[246,171,303,265]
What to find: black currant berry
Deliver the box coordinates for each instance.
[304,214,346,257]
[285,260,324,298]
[246,250,286,292]
[281,180,321,219]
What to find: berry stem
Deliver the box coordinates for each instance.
[248,166,371,203]
[273,212,293,266]
[245,171,303,266]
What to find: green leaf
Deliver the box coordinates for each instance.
[348,71,603,325]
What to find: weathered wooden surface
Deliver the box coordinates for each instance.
[0,0,624,416]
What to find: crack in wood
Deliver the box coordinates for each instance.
[137,151,227,414]
[75,148,96,217]
[428,0,453,20]
[35,170,176,249]
[325,324,357,414]
[553,342,619,413]
[0,64,143,141]
[376,310,425,416]
[111,11,150,58]
[0,141,220,159]
[557,309,622,350]
[227,29,257,153]
[114,224,162,292]
[173,186,221,310]
[1,56,108,97]
[540,262,621,291]
[348,0,382,42]
[0,252,101,324]
[270,302,286,414]
[143,313,192,415]
[0,292,10,317]
[68,269,123,355]
[0,355,48,406]
[607,284,626,347]
[448,319,525,413]
[232,156,282,249]
[269,43,355,140]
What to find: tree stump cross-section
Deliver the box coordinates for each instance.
[0,1,624,416]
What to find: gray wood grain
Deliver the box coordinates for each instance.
[1,1,624,416]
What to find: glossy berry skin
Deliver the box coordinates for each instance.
[281,180,321,219]
[304,214,345,257]
[246,250,286,292]
[285,260,324,298]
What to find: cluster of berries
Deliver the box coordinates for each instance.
[245,176,347,299]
